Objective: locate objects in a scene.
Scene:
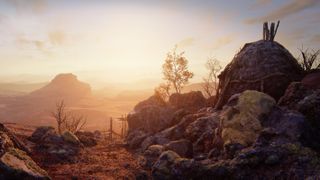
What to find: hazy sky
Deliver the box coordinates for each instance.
[0,0,319,88]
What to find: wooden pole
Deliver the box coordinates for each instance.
[266,22,269,41]
[109,117,113,141]
[270,22,275,41]
[263,22,268,40]
[273,20,280,41]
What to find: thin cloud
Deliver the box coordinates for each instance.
[48,30,65,45]
[177,37,195,48]
[211,35,234,50]
[251,0,272,9]
[0,14,5,22]
[245,0,320,24]
[310,34,320,43]
[5,0,47,14]
[16,35,53,57]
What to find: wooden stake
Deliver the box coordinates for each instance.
[274,20,280,41]
[270,22,275,41]
[109,117,113,141]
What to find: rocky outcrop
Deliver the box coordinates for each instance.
[0,123,50,179]
[126,89,320,179]
[278,79,320,150]
[169,91,206,112]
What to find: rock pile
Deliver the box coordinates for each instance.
[0,123,50,179]
[126,37,320,179]
[29,127,98,161]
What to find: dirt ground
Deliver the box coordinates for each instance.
[4,123,149,180]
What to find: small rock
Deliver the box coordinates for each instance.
[62,131,80,145]
[265,154,280,165]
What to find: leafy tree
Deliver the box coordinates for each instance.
[162,47,193,94]
[202,57,222,97]
[154,82,171,101]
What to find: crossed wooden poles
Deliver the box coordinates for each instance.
[263,21,280,41]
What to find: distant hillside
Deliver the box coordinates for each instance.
[29,73,92,101]
[0,82,47,96]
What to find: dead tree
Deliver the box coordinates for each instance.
[51,100,68,135]
[298,47,320,72]
[263,21,280,41]
[65,114,87,133]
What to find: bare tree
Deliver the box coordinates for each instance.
[51,100,68,135]
[154,82,171,101]
[298,47,320,72]
[162,47,194,93]
[202,57,222,97]
[51,100,86,134]
[65,114,87,133]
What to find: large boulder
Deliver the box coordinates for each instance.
[215,40,303,109]
[126,129,149,149]
[301,71,320,89]
[29,126,56,143]
[127,105,175,134]
[134,95,167,112]
[221,90,276,146]
[169,91,206,112]
[164,139,193,158]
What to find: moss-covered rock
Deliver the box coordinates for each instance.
[0,148,50,179]
[221,90,276,146]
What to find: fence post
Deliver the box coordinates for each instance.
[109,117,113,141]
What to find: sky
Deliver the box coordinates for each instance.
[0,0,319,89]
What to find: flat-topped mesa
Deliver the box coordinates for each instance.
[263,21,280,41]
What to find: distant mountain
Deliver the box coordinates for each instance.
[29,73,91,100]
